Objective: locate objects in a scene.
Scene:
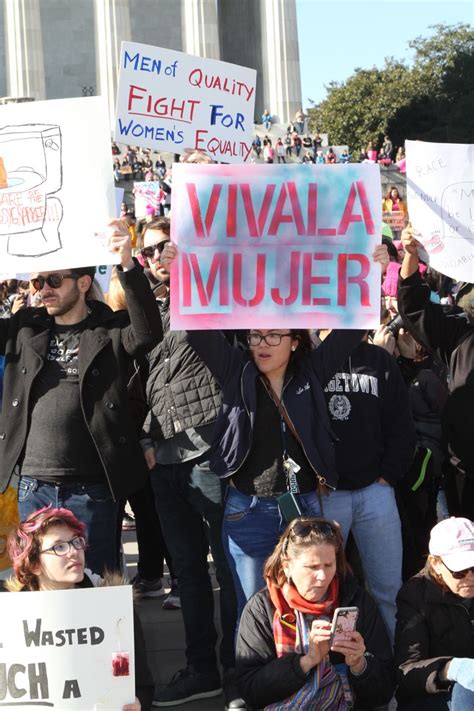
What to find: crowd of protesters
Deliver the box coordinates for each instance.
[0,137,472,711]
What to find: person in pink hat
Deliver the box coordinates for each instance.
[394,517,474,710]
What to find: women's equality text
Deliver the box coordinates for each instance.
[117,49,254,160]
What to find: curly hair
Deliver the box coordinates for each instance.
[264,516,349,588]
[7,506,86,591]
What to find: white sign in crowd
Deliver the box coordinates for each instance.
[406,139,474,283]
[115,41,257,164]
[0,586,135,709]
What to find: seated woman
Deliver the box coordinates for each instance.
[395,516,474,711]
[235,517,394,710]
[2,506,154,711]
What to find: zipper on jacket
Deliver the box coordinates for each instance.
[80,372,116,502]
[280,378,334,491]
[229,361,253,476]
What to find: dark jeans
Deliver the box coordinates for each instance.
[17,475,119,575]
[150,456,237,672]
[117,478,174,580]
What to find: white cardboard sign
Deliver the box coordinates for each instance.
[0,585,135,709]
[0,97,118,276]
[406,140,474,281]
[115,41,256,163]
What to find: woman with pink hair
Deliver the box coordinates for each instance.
[2,506,154,710]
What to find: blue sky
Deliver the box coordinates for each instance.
[296,0,473,109]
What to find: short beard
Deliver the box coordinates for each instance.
[45,283,83,317]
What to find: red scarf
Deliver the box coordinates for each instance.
[267,577,339,657]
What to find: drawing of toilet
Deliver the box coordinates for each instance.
[0,123,63,256]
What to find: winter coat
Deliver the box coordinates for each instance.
[186,329,363,488]
[142,296,221,442]
[394,569,474,706]
[236,574,395,710]
[1,571,154,711]
[0,266,163,499]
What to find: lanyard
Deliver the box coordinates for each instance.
[280,418,300,494]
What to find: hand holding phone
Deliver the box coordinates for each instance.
[330,607,367,674]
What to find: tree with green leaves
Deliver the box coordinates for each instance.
[307,23,474,154]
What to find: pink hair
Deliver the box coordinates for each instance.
[8,506,86,590]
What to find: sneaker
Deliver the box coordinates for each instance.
[152,666,222,707]
[132,575,165,598]
[223,668,246,710]
[122,512,136,531]
[162,578,181,610]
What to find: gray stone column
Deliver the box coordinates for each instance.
[4,0,46,99]
[181,0,220,58]
[94,0,131,129]
[259,0,302,124]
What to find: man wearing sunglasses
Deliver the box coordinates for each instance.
[0,219,163,576]
[138,216,239,709]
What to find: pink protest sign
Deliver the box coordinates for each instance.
[170,164,382,330]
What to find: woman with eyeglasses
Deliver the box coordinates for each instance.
[1,506,154,711]
[235,516,394,710]
[160,242,389,620]
[394,517,474,711]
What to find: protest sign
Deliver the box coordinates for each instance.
[115,41,256,163]
[0,585,135,709]
[133,181,164,218]
[0,97,117,276]
[406,140,474,281]
[170,163,382,329]
[382,211,406,232]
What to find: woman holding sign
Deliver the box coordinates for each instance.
[160,242,389,619]
[2,506,154,711]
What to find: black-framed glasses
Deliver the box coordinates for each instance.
[40,536,87,557]
[140,241,170,260]
[247,332,292,347]
[442,561,474,579]
[31,274,81,290]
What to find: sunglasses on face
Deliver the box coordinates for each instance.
[443,561,474,579]
[140,241,170,260]
[31,274,80,290]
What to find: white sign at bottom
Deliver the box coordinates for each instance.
[0,585,135,709]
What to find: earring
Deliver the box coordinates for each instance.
[291,346,296,351]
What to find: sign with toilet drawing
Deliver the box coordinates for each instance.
[406,140,474,282]
[0,97,118,275]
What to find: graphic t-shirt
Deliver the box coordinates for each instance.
[21,320,105,482]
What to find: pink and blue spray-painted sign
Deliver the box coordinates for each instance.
[170,163,382,330]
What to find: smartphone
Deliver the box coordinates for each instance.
[330,607,359,646]
[277,491,302,523]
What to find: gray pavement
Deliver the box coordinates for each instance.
[123,532,225,711]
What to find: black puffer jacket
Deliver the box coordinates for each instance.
[143,297,221,441]
[395,569,474,707]
[236,574,395,710]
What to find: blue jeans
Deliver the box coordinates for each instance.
[222,487,323,619]
[17,475,119,575]
[149,456,237,672]
[319,481,402,642]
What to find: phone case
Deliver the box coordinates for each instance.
[330,607,359,645]
[277,491,302,522]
